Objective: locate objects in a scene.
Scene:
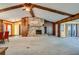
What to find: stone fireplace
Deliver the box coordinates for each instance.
[28,26,44,36]
[28,17,44,36]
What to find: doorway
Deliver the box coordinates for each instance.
[44,27,47,34]
[4,23,12,36]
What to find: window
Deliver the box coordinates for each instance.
[60,24,64,31]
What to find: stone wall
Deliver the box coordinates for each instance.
[28,17,44,36]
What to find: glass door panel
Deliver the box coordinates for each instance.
[8,25,11,35]
[66,24,72,37]
[71,24,77,37]
[77,24,79,37]
[66,24,77,37]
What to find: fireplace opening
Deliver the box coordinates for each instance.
[36,30,42,34]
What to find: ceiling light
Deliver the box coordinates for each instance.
[23,3,33,11]
[25,7,31,11]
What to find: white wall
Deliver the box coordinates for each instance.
[55,24,58,36]
[14,22,21,35]
[60,24,66,37]
[45,22,53,35]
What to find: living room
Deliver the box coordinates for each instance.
[0,3,79,55]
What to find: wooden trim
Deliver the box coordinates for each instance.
[44,20,53,23]
[13,20,21,23]
[21,17,29,36]
[56,13,79,23]
[52,22,56,35]
[2,19,21,23]
[3,19,14,23]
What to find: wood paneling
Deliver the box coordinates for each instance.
[52,22,56,35]
[0,20,3,32]
[21,17,29,36]
[57,23,60,37]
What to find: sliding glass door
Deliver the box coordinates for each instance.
[66,24,77,37]
[67,24,72,37]
[71,24,77,37]
[77,24,79,37]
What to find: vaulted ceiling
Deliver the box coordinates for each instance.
[0,3,79,22]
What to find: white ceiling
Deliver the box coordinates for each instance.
[0,3,19,9]
[0,3,79,22]
[37,3,79,14]
[0,8,31,21]
[33,8,68,22]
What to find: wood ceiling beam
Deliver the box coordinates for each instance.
[0,3,73,17]
[55,13,79,23]
[30,9,35,17]
[0,4,24,13]
[32,4,73,16]
[0,3,75,23]
[0,3,33,13]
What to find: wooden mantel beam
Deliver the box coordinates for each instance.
[56,13,79,24]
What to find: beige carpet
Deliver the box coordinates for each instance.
[0,35,79,55]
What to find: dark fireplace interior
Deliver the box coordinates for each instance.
[36,30,42,34]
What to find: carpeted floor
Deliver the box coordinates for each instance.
[0,35,79,55]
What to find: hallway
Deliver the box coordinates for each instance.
[0,35,79,55]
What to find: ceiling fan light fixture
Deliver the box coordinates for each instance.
[23,3,33,11]
[25,7,31,11]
